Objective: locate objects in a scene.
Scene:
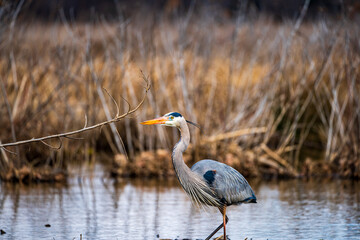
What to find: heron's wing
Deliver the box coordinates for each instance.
[191,159,256,205]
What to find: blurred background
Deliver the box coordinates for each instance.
[0,1,359,239]
[1,0,359,180]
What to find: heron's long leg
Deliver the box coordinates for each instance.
[222,207,227,240]
[205,207,228,240]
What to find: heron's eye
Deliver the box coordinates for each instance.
[170,116,174,120]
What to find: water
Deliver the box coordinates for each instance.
[0,165,359,240]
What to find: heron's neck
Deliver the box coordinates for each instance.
[171,121,221,208]
[172,121,193,183]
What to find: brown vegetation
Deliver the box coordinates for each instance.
[0,8,359,181]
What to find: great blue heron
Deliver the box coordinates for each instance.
[141,112,256,240]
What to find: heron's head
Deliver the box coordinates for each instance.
[140,112,200,129]
[140,112,184,128]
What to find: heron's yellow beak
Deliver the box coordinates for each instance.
[140,116,169,125]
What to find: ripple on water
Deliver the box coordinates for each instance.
[0,171,359,240]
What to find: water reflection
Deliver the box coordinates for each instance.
[0,168,359,240]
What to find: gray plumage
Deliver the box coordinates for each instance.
[141,112,256,240]
[169,112,256,208]
[191,160,256,205]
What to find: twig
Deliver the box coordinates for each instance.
[40,137,62,150]
[260,143,298,176]
[0,78,150,148]
[202,127,267,143]
[103,88,121,117]
[83,114,88,128]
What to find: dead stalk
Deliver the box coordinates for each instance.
[0,78,150,149]
[0,77,20,165]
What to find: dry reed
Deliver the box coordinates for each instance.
[0,9,359,180]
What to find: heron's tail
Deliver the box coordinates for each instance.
[240,194,257,203]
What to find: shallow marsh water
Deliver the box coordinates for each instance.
[0,165,359,240]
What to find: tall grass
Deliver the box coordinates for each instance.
[0,10,359,180]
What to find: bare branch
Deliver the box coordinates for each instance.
[0,78,150,149]
[83,113,88,128]
[120,95,131,118]
[0,140,16,156]
[103,87,120,118]
[40,137,62,150]
[2,147,17,155]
